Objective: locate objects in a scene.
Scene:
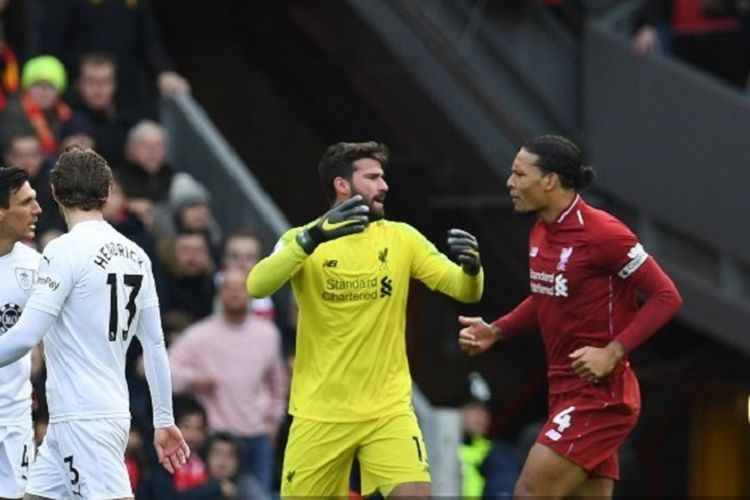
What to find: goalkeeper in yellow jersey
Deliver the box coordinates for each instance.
[247,141,483,498]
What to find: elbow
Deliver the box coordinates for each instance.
[246,277,271,298]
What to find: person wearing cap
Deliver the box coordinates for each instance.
[458,135,682,498]
[0,55,74,157]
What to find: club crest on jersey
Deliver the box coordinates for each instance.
[0,303,22,333]
[529,246,539,257]
[15,268,36,291]
[556,247,573,271]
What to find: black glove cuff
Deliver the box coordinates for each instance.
[296,230,318,254]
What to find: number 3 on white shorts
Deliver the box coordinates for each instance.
[545,406,576,442]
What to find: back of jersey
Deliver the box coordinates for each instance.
[26,220,159,423]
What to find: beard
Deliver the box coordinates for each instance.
[351,189,385,221]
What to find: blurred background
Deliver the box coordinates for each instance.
[3,0,750,497]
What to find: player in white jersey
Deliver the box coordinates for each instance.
[0,146,189,500]
[0,167,42,500]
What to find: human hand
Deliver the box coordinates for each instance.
[296,195,369,254]
[569,341,625,384]
[458,316,499,356]
[632,26,660,55]
[158,71,191,96]
[447,228,481,275]
[154,425,190,473]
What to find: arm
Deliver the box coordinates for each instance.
[411,226,483,303]
[0,308,55,367]
[248,195,369,297]
[571,258,682,383]
[246,236,309,298]
[615,257,682,352]
[492,295,538,339]
[457,296,538,356]
[138,306,190,473]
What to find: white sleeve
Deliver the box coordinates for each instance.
[0,308,55,367]
[137,306,175,428]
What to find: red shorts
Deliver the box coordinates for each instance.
[536,368,641,480]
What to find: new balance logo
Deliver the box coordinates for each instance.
[286,470,296,483]
[323,259,338,268]
[380,276,392,297]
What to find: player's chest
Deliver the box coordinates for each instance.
[527,232,593,298]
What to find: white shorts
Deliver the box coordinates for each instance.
[26,418,132,500]
[0,422,34,498]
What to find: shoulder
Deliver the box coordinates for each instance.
[381,220,425,240]
[13,242,42,263]
[249,315,281,335]
[581,203,634,242]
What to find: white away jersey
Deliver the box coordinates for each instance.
[0,242,41,424]
[26,221,159,423]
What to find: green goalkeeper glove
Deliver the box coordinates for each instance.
[296,195,370,254]
[447,228,481,275]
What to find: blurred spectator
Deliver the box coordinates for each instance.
[458,372,522,498]
[216,229,271,317]
[119,119,176,230]
[102,175,167,300]
[36,0,190,118]
[199,432,272,500]
[162,231,215,321]
[169,172,222,259]
[633,0,750,89]
[139,395,210,499]
[125,421,147,494]
[2,133,65,242]
[0,0,19,112]
[58,111,96,150]
[68,51,135,168]
[170,267,287,492]
[216,229,297,360]
[0,54,73,155]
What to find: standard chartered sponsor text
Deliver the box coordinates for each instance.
[323,277,379,302]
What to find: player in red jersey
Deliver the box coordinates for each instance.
[458,135,682,498]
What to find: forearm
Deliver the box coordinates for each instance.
[247,239,308,297]
[615,258,682,352]
[0,309,54,367]
[434,265,484,303]
[139,306,175,428]
[492,296,538,339]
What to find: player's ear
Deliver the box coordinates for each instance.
[333,176,351,199]
[543,172,559,191]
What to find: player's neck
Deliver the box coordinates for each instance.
[0,237,15,257]
[62,207,105,229]
[539,190,577,224]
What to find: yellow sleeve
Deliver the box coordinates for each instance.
[403,223,484,303]
[246,227,308,298]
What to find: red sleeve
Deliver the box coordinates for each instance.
[615,257,683,352]
[492,296,538,339]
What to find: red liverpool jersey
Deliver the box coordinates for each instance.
[497,196,651,394]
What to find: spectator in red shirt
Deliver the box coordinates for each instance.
[458,135,682,498]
